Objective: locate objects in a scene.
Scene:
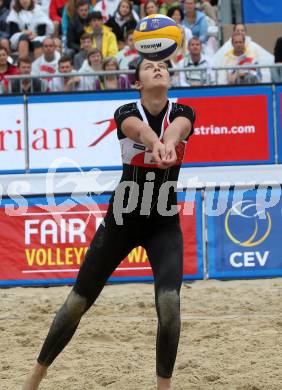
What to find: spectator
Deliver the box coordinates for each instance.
[73,32,93,69]
[32,36,60,90]
[143,0,159,16]
[10,56,42,93]
[49,0,68,36]
[0,0,10,53]
[105,0,137,50]
[61,0,93,38]
[95,55,130,89]
[51,55,82,91]
[197,0,217,22]
[167,6,192,44]
[79,47,103,89]
[66,0,90,54]
[0,45,18,93]
[178,36,213,86]
[219,32,261,85]
[85,11,118,58]
[218,0,242,24]
[115,29,139,69]
[7,0,54,59]
[159,0,179,16]
[271,37,282,83]
[54,36,63,54]
[94,0,121,22]
[169,25,189,86]
[183,0,208,43]
[213,24,274,68]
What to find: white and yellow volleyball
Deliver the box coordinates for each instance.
[133,14,182,61]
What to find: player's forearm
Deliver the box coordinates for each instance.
[163,117,191,146]
[121,117,160,149]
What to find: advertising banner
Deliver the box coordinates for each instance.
[206,187,282,278]
[242,0,282,23]
[0,191,203,286]
[26,87,274,172]
[174,87,275,166]
[0,96,26,173]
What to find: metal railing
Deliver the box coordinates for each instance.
[1,64,282,94]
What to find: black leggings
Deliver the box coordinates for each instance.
[37,213,183,379]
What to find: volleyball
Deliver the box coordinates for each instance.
[133,14,182,61]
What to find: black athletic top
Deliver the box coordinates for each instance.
[109,100,195,220]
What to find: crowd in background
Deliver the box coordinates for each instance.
[0,0,281,93]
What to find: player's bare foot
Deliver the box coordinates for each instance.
[157,376,171,389]
[22,364,47,390]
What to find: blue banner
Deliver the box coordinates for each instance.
[243,0,282,24]
[207,187,282,278]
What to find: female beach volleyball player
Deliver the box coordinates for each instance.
[22,58,195,390]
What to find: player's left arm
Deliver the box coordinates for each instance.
[162,104,195,166]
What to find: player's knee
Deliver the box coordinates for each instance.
[64,290,89,321]
[157,290,180,329]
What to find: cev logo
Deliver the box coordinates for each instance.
[224,200,272,247]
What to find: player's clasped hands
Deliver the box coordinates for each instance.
[152,141,177,169]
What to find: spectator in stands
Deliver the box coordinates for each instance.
[73,32,93,69]
[0,45,18,92]
[115,29,139,69]
[197,0,217,22]
[159,0,179,16]
[51,55,82,91]
[49,0,68,36]
[271,37,282,83]
[7,0,54,59]
[54,36,63,54]
[219,32,261,85]
[61,0,93,38]
[143,0,159,16]
[85,11,118,58]
[10,56,42,92]
[167,6,192,44]
[95,55,129,89]
[0,0,10,53]
[169,26,189,86]
[79,47,102,89]
[66,0,90,54]
[183,0,208,44]
[105,0,137,50]
[212,23,273,82]
[178,36,213,86]
[218,0,242,24]
[32,37,60,90]
[94,0,121,22]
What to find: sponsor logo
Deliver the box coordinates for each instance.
[225,200,271,247]
[139,21,147,31]
[133,143,145,150]
[140,42,162,49]
[151,18,160,29]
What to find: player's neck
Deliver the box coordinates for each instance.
[141,93,168,116]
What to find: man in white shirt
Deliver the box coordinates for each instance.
[32,36,60,90]
[50,56,82,92]
[115,30,139,70]
[178,36,213,86]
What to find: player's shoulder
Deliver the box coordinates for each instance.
[114,102,139,119]
[170,101,196,123]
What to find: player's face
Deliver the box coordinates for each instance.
[137,59,170,91]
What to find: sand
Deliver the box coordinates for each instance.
[1,278,282,390]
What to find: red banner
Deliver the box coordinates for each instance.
[179,95,271,164]
[0,198,201,285]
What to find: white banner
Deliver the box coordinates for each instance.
[0,98,25,172]
[28,96,131,171]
